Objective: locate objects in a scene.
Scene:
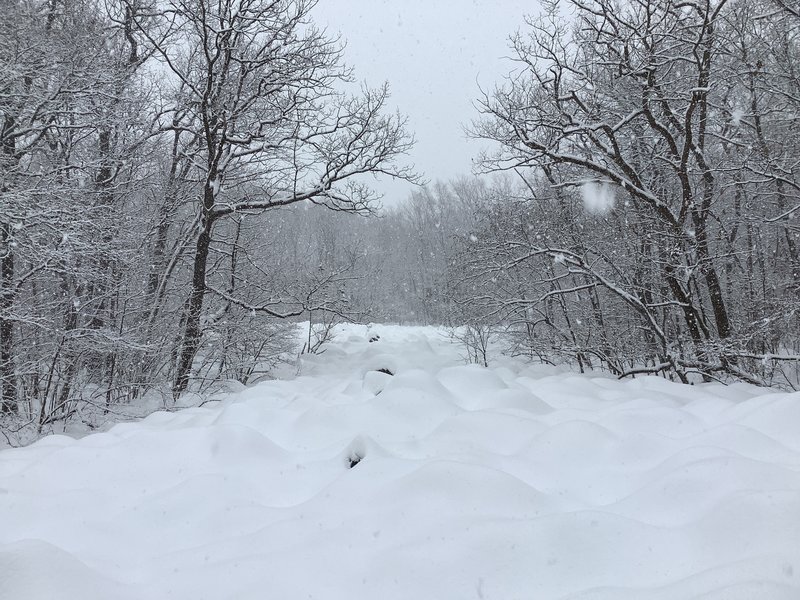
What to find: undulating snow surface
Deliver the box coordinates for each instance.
[1,325,799,599]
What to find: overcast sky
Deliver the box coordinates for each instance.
[311,0,536,204]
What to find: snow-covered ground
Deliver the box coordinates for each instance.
[1,324,799,599]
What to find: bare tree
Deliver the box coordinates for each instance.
[469,0,800,383]
[127,0,414,397]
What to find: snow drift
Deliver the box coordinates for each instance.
[1,325,798,599]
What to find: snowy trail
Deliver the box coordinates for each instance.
[1,325,799,599]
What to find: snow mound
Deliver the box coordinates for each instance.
[1,324,798,599]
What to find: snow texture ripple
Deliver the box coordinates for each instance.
[1,325,799,599]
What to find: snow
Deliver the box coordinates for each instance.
[581,181,616,214]
[1,324,799,599]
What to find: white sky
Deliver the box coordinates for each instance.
[311,0,536,204]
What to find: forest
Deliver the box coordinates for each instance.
[2,0,799,443]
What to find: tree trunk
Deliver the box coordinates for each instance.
[172,214,215,399]
[694,216,731,339]
[0,223,15,413]
[0,112,17,413]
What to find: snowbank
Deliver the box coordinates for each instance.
[1,325,798,599]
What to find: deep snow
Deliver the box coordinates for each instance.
[1,325,799,599]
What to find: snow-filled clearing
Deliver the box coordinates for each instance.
[1,324,799,599]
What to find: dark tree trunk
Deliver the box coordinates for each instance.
[0,223,15,413]
[88,127,114,331]
[1,113,17,413]
[664,265,707,347]
[694,216,732,339]
[172,211,215,399]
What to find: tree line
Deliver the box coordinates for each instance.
[0,0,413,439]
[358,0,800,387]
[437,0,800,386]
